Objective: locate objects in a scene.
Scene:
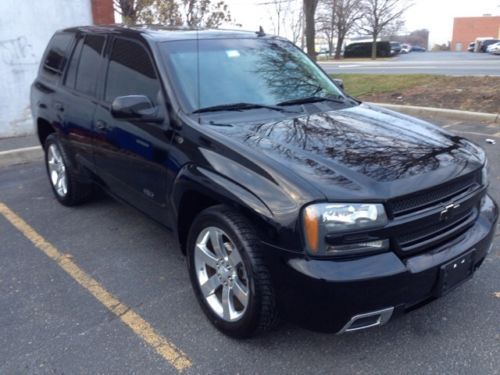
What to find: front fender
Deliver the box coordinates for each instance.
[170,162,304,252]
[171,163,273,221]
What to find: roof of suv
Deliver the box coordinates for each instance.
[62,24,279,42]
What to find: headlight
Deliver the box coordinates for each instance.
[303,203,388,257]
[481,159,489,187]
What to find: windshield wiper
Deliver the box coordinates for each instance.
[277,95,347,106]
[192,102,298,114]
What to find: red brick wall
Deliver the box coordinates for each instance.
[451,16,500,51]
[91,0,114,25]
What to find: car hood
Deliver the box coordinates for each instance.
[205,103,484,201]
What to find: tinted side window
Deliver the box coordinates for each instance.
[75,35,105,96]
[105,38,160,104]
[40,33,74,83]
[64,37,84,89]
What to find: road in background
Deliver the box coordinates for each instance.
[320,52,500,76]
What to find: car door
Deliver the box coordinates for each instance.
[55,33,106,170]
[92,37,173,226]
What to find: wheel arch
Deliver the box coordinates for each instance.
[37,117,56,147]
[172,164,276,254]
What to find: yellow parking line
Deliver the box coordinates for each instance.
[0,202,192,372]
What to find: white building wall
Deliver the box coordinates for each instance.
[0,0,93,137]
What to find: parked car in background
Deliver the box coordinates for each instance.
[467,42,475,52]
[411,45,426,52]
[487,42,500,55]
[390,41,401,55]
[479,39,499,52]
[400,43,411,54]
[344,41,392,58]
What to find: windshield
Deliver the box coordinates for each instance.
[159,38,345,113]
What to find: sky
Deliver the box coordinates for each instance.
[222,0,500,46]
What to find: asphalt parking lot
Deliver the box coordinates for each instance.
[1,118,499,374]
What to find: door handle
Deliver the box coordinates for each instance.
[54,102,64,112]
[95,120,108,131]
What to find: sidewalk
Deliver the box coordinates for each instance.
[0,134,42,168]
[0,134,39,152]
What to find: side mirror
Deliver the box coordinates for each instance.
[333,78,344,90]
[111,95,163,122]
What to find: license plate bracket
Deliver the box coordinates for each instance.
[435,250,475,297]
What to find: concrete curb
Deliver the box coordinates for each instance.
[369,102,500,124]
[0,146,43,168]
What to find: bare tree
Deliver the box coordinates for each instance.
[114,0,231,27]
[317,0,363,58]
[316,1,336,56]
[289,6,304,45]
[358,0,411,59]
[304,0,320,60]
[333,0,363,58]
[266,0,287,36]
[261,0,303,44]
[182,0,231,28]
[390,28,429,48]
[114,0,154,24]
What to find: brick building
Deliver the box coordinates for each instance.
[91,0,115,25]
[451,15,500,52]
[0,0,114,137]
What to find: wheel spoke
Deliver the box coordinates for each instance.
[221,285,233,320]
[200,274,221,297]
[232,278,249,307]
[195,244,218,268]
[60,175,68,195]
[52,147,62,163]
[210,229,227,258]
[56,174,63,192]
[228,248,242,267]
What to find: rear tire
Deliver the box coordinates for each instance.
[44,133,92,206]
[187,205,279,338]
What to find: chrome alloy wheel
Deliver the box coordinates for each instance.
[47,144,68,197]
[194,227,250,322]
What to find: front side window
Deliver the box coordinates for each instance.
[74,35,105,96]
[105,38,160,104]
[159,38,345,113]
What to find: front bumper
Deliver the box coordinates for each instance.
[267,195,498,333]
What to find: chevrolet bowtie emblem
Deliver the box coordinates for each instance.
[439,202,460,221]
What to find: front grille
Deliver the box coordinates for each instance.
[396,208,477,254]
[388,172,479,217]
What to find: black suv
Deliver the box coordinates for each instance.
[31,26,497,338]
[344,41,392,58]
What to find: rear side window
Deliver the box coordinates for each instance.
[105,38,160,104]
[40,33,74,83]
[74,35,105,96]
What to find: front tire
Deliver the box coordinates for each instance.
[187,205,279,338]
[44,134,92,206]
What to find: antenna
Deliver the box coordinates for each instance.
[256,26,265,37]
[196,27,201,124]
